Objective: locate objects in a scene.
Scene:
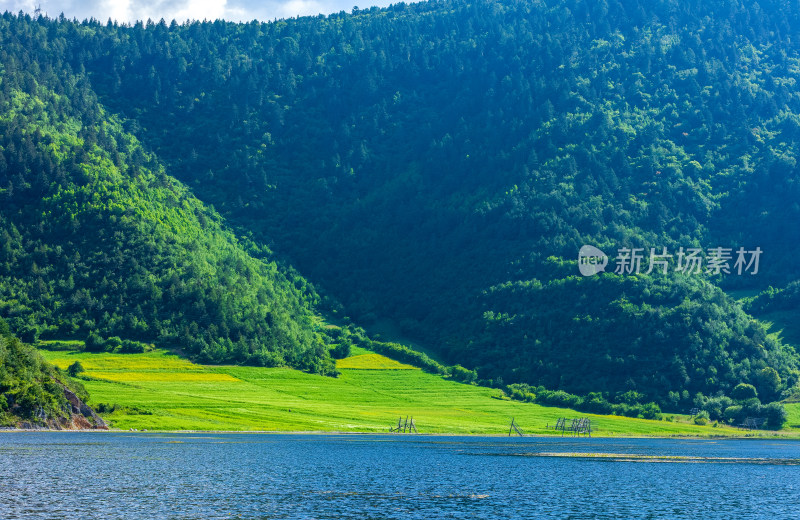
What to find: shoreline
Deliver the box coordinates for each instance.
[2,428,800,439]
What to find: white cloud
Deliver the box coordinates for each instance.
[103,0,132,22]
[0,0,396,22]
[2,0,33,14]
[279,0,325,18]
[164,0,228,22]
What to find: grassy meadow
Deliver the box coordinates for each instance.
[783,401,800,429]
[38,345,800,437]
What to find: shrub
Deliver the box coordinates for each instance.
[537,389,583,408]
[700,395,733,421]
[503,385,662,419]
[741,397,763,417]
[640,402,662,420]
[104,336,123,352]
[731,383,758,401]
[370,341,446,374]
[67,361,85,377]
[723,405,743,424]
[506,384,535,402]
[450,364,478,384]
[584,392,614,415]
[120,339,146,353]
[617,390,645,406]
[330,342,351,359]
[620,404,642,418]
[85,332,105,352]
[763,402,788,430]
[251,349,283,368]
[95,402,117,413]
[756,367,782,401]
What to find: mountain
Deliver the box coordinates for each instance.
[2,0,800,411]
[0,21,333,373]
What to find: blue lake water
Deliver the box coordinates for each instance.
[1,433,799,519]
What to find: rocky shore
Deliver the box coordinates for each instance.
[8,382,108,431]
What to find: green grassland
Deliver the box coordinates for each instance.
[36,345,800,437]
[784,402,800,429]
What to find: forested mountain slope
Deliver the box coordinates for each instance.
[2,0,799,409]
[0,24,333,372]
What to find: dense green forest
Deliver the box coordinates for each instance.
[2,0,800,412]
[0,27,333,372]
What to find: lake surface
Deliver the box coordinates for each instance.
[1,433,798,519]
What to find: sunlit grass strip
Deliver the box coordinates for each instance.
[88,371,241,382]
[37,348,800,436]
[336,353,418,370]
[45,350,205,372]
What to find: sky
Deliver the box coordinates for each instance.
[0,0,396,23]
